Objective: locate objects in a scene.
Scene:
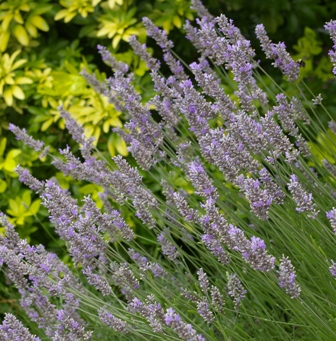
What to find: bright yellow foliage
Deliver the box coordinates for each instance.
[0,50,32,106]
[55,0,99,22]
[6,190,41,225]
[0,0,50,50]
[97,7,145,49]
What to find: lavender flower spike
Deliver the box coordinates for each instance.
[197,268,210,294]
[288,174,319,219]
[164,307,206,341]
[142,17,174,52]
[98,308,129,333]
[227,273,247,310]
[9,123,44,152]
[326,208,336,234]
[0,313,41,341]
[278,255,301,298]
[15,165,44,193]
[191,0,214,20]
[329,260,336,277]
[255,24,300,81]
[158,230,179,261]
[59,106,95,158]
[324,20,336,77]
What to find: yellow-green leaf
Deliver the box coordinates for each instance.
[3,88,13,106]
[30,15,49,31]
[93,126,101,145]
[64,60,78,74]
[3,158,16,172]
[79,184,100,194]
[107,135,116,157]
[22,190,31,207]
[20,4,30,12]
[8,199,19,215]
[6,149,22,159]
[64,12,77,23]
[0,137,6,156]
[1,13,13,31]
[85,125,94,137]
[103,120,110,133]
[9,49,22,64]
[0,179,7,193]
[41,117,53,131]
[4,149,21,172]
[13,25,29,46]
[123,27,140,40]
[25,22,38,37]
[14,11,24,24]
[16,77,33,84]
[173,15,182,28]
[16,215,26,225]
[5,75,15,85]
[112,35,122,49]
[12,85,25,100]
[163,21,171,33]
[115,136,128,156]
[29,199,41,215]
[109,116,122,127]
[0,31,10,52]
[54,9,68,21]
[12,58,27,71]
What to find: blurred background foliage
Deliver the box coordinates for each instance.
[1,0,336,323]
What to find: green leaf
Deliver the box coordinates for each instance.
[79,24,96,38]
[22,190,32,207]
[107,134,116,157]
[29,199,41,215]
[13,25,29,46]
[0,137,7,156]
[0,179,7,193]
[7,199,20,215]
[79,184,101,194]
[3,149,21,172]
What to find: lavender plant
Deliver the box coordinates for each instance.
[2,1,336,340]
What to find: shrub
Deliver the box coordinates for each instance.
[1,1,336,340]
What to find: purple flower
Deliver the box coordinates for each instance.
[227,273,247,310]
[326,208,336,233]
[325,20,336,77]
[330,260,336,277]
[278,255,301,298]
[255,24,300,81]
[288,174,319,219]
[0,314,41,341]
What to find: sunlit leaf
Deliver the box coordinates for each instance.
[0,137,6,156]
[12,85,25,100]
[3,88,13,106]
[7,199,19,215]
[41,117,54,131]
[0,179,7,193]
[1,13,13,31]
[30,15,49,31]
[16,77,33,84]
[25,22,38,37]
[29,199,41,215]
[112,35,122,49]
[54,9,68,21]
[13,25,29,46]
[22,190,32,207]
[0,31,10,52]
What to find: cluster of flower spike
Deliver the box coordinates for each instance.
[3,0,336,339]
